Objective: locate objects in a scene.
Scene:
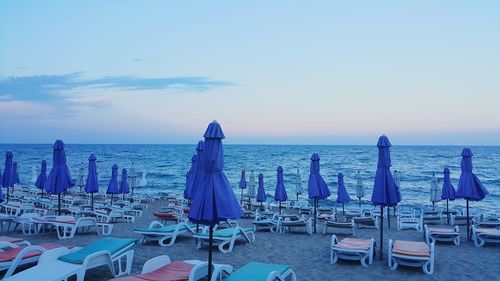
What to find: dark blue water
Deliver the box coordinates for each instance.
[1,144,499,214]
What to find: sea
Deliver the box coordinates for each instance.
[1,144,499,215]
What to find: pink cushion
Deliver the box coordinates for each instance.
[109,261,195,281]
[0,243,64,262]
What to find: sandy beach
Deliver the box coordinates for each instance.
[3,198,498,281]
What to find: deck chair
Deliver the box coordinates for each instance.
[397,215,423,232]
[33,215,113,239]
[193,226,255,253]
[5,237,137,281]
[323,219,355,236]
[278,215,312,235]
[353,217,379,229]
[0,236,30,248]
[424,225,460,246]
[108,255,226,281]
[471,225,500,247]
[252,213,279,232]
[0,242,67,278]
[330,235,375,267]
[134,221,196,246]
[388,239,435,275]
[212,261,296,281]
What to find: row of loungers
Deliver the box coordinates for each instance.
[134,220,255,253]
[0,236,294,281]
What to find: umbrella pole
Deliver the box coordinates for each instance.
[111,194,114,206]
[208,225,214,281]
[58,193,61,216]
[342,203,345,215]
[91,193,94,211]
[359,197,361,207]
[313,198,317,234]
[279,201,282,215]
[466,200,470,240]
[296,194,299,202]
[240,189,243,206]
[432,202,435,211]
[6,188,9,203]
[446,199,450,225]
[379,205,384,261]
[387,207,391,229]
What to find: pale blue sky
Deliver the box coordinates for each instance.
[1,1,499,145]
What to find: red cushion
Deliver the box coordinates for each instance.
[0,243,64,262]
[109,261,195,281]
[154,212,178,219]
[0,236,25,244]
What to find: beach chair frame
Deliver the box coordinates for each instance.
[193,226,255,253]
[471,225,500,247]
[424,225,460,246]
[388,239,435,275]
[135,221,195,247]
[330,235,374,268]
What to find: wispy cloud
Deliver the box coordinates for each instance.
[0,72,232,103]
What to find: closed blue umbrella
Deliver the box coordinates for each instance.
[107,164,119,205]
[371,135,398,260]
[185,141,204,201]
[35,160,47,196]
[274,166,287,214]
[336,173,350,214]
[239,169,247,203]
[456,148,488,240]
[85,154,99,210]
[441,168,456,225]
[256,173,266,207]
[184,154,197,200]
[119,168,130,200]
[2,151,14,202]
[45,140,74,215]
[188,121,242,281]
[307,153,330,233]
[129,163,137,196]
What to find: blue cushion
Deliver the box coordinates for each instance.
[225,262,289,281]
[58,237,136,264]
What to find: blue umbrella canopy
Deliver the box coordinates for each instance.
[307,153,330,199]
[371,135,398,206]
[2,151,13,188]
[35,160,47,190]
[12,161,20,185]
[239,169,247,189]
[185,141,204,200]
[183,154,197,199]
[119,168,130,194]
[274,166,288,202]
[45,140,74,194]
[256,173,266,202]
[107,164,120,194]
[188,121,243,226]
[441,168,456,200]
[336,173,351,204]
[84,154,99,194]
[456,148,488,201]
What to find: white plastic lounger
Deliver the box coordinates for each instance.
[472,225,500,247]
[0,242,67,278]
[278,215,312,235]
[424,225,460,246]
[193,227,255,253]
[0,236,30,248]
[330,235,374,268]
[211,261,296,281]
[134,221,196,246]
[5,237,136,281]
[33,215,113,239]
[388,239,435,275]
[397,216,423,232]
[252,213,279,232]
[323,220,355,236]
[108,255,228,281]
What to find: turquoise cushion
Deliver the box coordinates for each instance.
[135,224,194,233]
[198,227,253,238]
[58,237,136,264]
[225,262,289,281]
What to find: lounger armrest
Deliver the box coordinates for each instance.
[148,221,165,228]
[0,241,20,250]
[189,261,209,281]
[4,245,48,278]
[141,255,171,274]
[331,235,339,247]
[209,264,233,281]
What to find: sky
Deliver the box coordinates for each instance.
[1,1,499,145]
